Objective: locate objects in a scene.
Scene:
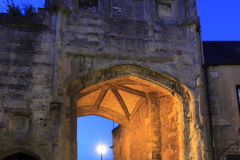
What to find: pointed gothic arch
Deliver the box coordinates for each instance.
[0,148,41,160]
[63,64,193,160]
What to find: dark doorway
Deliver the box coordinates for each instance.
[227,155,240,160]
[79,0,98,10]
[3,153,38,160]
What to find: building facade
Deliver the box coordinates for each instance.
[203,41,240,160]
[0,0,236,159]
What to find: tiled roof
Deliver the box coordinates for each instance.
[203,41,240,64]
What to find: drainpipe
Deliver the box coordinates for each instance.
[200,32,216,160]
[204,64,216,160]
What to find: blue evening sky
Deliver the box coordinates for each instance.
[0,0,239,160]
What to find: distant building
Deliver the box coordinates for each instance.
[203,41,240,160]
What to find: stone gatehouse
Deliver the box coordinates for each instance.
[0,0,214,159]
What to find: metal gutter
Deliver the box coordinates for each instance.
[200,28,216,160]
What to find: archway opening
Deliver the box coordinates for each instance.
[3,152,38,160]
[74,75,183,159]
[77,115,119,160]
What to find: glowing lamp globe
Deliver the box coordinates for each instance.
[97,145,106,154]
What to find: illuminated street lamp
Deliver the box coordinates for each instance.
[98,145,106,160]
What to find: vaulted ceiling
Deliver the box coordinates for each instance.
[77,78,168,125]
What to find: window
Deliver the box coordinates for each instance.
[237,85,240,114]
[79,0,98,12]
[227,154,240,160]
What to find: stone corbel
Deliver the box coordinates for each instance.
[169,79,178,96]
[50,102,62,113]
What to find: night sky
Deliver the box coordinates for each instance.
[0,0,240,159]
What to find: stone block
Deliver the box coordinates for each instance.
[95,27,104,34]
[210,100,219,109]
[110,36,119,46]
[210,95,218,101]
[180,54,191,65]
[97,47,117,59]
[126,39,134,50]
[134,39,144,51]
[148,52,173,63]
[1,76,18,85]
[31,66,52,75]
[148,41,155,52]
[87,33,99,41]
[37,33,55,42]
[9,52,16,60]
[89,41,100,47]
[15,31,35,41]
[24,90,50,100]
[209,81,215,90]
[158,4,172,20]
[31,84,45,90]
[87,46,97,57]
[133,51,148,61]
[8,66,30,74]
[30,101,48,111]
[118,50,134,60]
[64,46,87,55]
[211,108,220,115]
[134,1,145,21]
[0,52,10,60]
[0,42,17,50]
[0,65,8,72]
[3,100,27,109]
[33,54,52,63]
[31,74,52,85]
[122,0,134,20]
[209,71,219,79]
[14,116,29,132]
[41,43,54,52]
[69,37,89,47]
[0,30,14,39]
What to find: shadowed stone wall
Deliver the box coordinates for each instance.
[0,0,212,159]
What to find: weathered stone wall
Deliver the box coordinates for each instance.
[112,125,130,160]
[112,93,180,160]
[0,10,55,160]
[207,66,240,160]
[129,99,151,160]
[0,0,212,159]
[160,95,179,160]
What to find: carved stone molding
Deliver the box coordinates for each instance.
[184,91,191,102]
[169,79,178,96]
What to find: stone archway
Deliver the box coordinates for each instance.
[0,149,41,160]
[76,76,182,159]
[65,64,193,160]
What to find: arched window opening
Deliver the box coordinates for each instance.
[77,115,119,160]
[79,0,98,12]
[3,152,38,160]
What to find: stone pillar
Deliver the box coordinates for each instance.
[148,92,161,160]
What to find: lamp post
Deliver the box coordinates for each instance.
[98,145,106,160]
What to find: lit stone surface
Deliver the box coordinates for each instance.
[101,89,126,116]
[118,90,142,114]
[77,89,101,106]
